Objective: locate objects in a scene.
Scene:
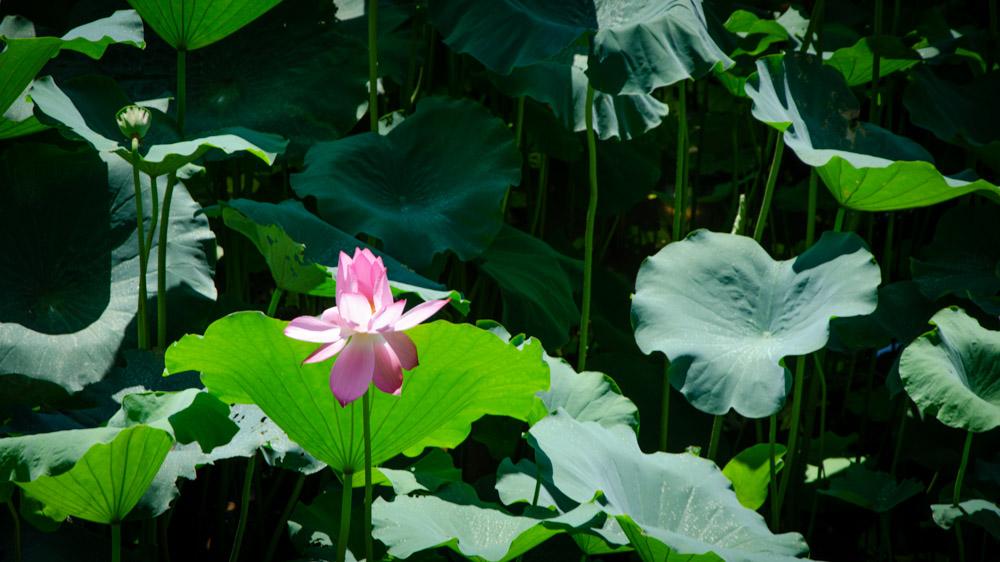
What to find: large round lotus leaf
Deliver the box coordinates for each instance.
[932,500,1000,539]
[292,96,521,268]
[29,75,279,177]
[0,143,216,391]
[492,46,668,141]
[0,10,144,119]
[125,0,280,50]
[372,482,601,561]
[217,199,465,311]
[911,204,1000,304]
[429,0,731,95]
[899,307,1000,433]
[165,314,549,472]
[479,226,580,350]
[746,53,1000,210]
[528,353,639,429]
[632,230,880,418]
[528,412,810,561]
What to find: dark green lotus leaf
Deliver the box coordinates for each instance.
[0,10,144,119]
[819,464,922,513]
[528,353,639,429]
[430,0,731,95]
[217,199,466,311]
[723,9,789,57]
[746,52,1000,210]
[528,412,810,561]
[492,45,668,141]
[899,307,1000,433]
[723,444,787,511]
[29,76,279,176]
[292,96,521,268]
[829,281,937,352]
[373,482,602,561]
[0,143,215,391]
[825,36,921,86]
[932,499,1000,539]
[165,314,549,472]
[632,230,880,418]
[366,448,461,494]
[910,203,1000,305]
[904,66,1000,152]
[125,0,280,50]
[479,226,579,350]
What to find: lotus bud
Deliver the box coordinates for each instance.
[116,105,151,141]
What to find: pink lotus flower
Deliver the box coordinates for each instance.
[284,248,449,406]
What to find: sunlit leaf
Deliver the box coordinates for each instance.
[125,0,281,50]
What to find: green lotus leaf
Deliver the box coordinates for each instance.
[165,314,549,472]
[366,448,461,494]
[480,226,580,350]
[824,36,921,86]
[615,516,723,562]
[528,352,639,429]
[492,45,668,141]
[910,204,1000,304]
[0,143,215,391]
[528,412,810,561]
[722,444,787,511]
[931,499,1000,539]
[632,230,880,418]
[292,96,521,268]
[746,52,1000,210]
[429,0,731,95]
[217,199,466,311]
[904,66,1000,150]
[819,464,922,513]
[723,9,789,57]
[0,10,144,120]
[373,482,602,561]
[899,307,1000,433]
[29,76,279,176]
[125,0,280,50]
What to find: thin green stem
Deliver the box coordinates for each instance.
[266,288,284,317]
[882,213,895,283]
[777,356,806,517]
[337,471,354,562]
[176,50,186,137]
[672,83,688,242]
[131,139,149,349]
[6,498,21,562]
[753,134,785,243]
[953,431,973,505]
[228,454,257,562]
[368,0,379,132]
[707,415,723,461]
[800,0,826,53]
[890,401,908,478]
[806,171,817,247]
[263,474,306,562]
[530,155,549,236]
[156,175,176,349]
[362,387,374,562]
[514,96,525,148]
[144,173,159,265]
[112,522,122,562]
[870,0,884,125]
[833,207,846,232]
[659,359,671,451]
[577,81,598,371]
[768,414,779,529]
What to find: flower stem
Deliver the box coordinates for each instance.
[833,207,846,233]
[262,473,306,562]
[777,355,806,518]
[130,139,149,349]
[156,175,176,349]
[707,415,723,461]
[6,498,21,562]
[228,454,256,562]
[337,471,354,562]
[144,173,159,265]
[368,0,379,132]
[672,82,688,242]
[753,133,784,243]
[659,359,670,451]
[176,49,186,136]
[362,388,374,562]
[953,431,973,506]
[768,414,779,529]
[112,522,122,562]
[577,81,598,371]
[266,288,284,317]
